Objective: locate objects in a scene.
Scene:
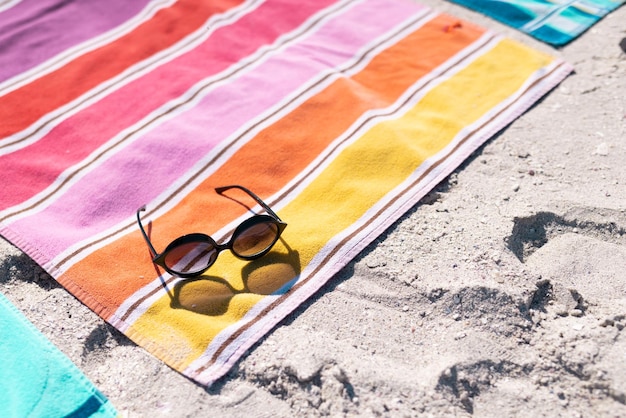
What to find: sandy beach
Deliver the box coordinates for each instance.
[1,1,625,416]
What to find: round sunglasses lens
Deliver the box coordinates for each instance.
[232,222,279,258]
[164,241,217,274]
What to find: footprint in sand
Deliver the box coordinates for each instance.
[434,206,626,414]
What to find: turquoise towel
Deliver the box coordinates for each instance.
[0,293,117,418]
[449,0,624,45]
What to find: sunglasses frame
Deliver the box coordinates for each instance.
[136,185,287,278]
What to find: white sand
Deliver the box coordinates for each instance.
[1,2,625,416]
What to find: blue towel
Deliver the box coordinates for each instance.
[449,0,624,45]
[0,293,117,417]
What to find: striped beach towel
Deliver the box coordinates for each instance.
[448,0,624,45]
[0,0,572,386]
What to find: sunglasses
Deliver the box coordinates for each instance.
[136,185,287,278]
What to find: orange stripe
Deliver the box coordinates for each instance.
[0,0,242,138]
[59,14,485,317]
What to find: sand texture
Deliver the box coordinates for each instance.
[1,2,625,416]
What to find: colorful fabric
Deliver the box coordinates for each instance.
[448,0,624,45]
[0,293,117,417]
[0,0,572,386]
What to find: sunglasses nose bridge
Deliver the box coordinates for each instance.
[214,241,231,254]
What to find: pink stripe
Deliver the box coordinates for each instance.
[5,0,426,262]
[0,0,337,211]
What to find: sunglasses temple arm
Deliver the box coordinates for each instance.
[215,185,284,221]
[136,206,158,257]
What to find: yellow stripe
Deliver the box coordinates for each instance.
[126,38,554,369]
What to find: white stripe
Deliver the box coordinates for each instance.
[574,0,611,15]
[184,275,299,380]
[521,0,576,32]
[0,0,21,13]
[109,274,182,331]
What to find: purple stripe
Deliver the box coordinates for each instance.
[6,0,426,262]
[0,0,152,83]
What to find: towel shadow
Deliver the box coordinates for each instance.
[163,239,301,316]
